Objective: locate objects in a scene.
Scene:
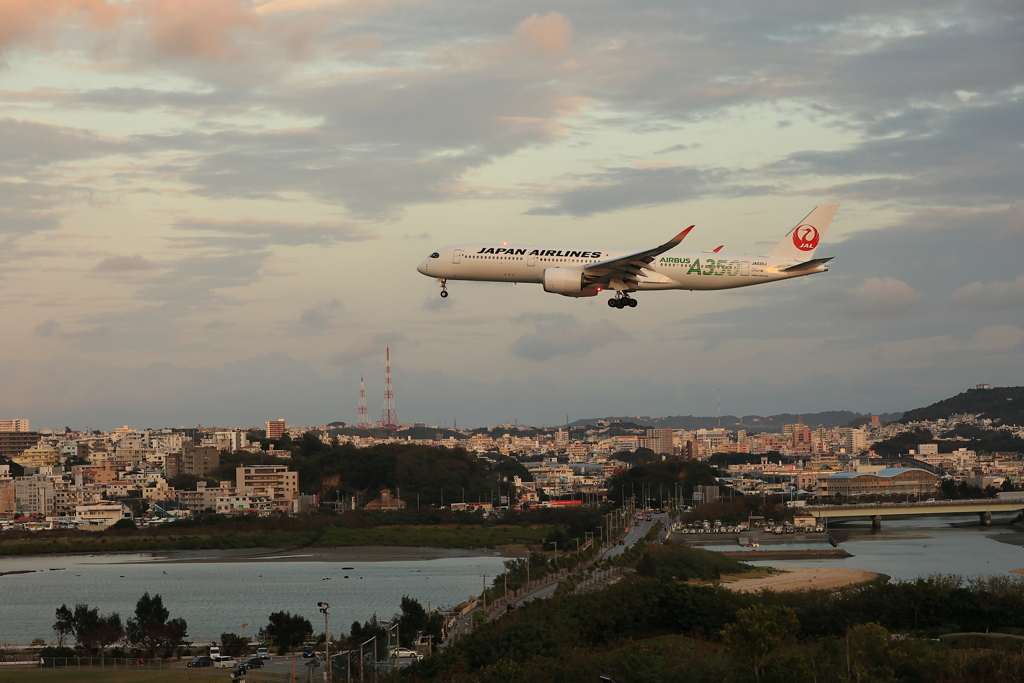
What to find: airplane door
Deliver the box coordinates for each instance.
[453,249,462,264]
[527,253,536,267]
[740,261,749,276]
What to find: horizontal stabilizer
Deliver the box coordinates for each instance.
[782,257,833,272]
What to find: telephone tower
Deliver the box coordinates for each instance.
[357,374,369,430]
[381,346,398,430]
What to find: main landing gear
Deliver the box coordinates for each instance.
[438,279,448,298]
[607,294,637,309]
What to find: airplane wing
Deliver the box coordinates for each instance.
[584,226,694,289]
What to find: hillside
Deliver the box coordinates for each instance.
[900,386,1024,425]
[573,411,903,432]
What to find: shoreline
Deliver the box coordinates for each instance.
[0,545,524,566]
[723,567,890,593]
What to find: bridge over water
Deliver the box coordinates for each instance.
[801,499,1024,528]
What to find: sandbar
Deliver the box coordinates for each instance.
[114,546,516,564]
[723,567,889,593]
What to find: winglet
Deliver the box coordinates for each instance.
[712,245,724,253]
[666,225,694,248]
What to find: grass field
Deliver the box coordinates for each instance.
[0,669,291,682]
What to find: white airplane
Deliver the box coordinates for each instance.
[416,204,838,309]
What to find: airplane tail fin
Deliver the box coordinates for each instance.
[764,204,838,261]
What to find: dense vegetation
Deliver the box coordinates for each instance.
[208,442,530,504]
[869,426,1024,458]
[605,460,718,507]
[901,386,1024,425]
[0,505,611,556]
[391,570,1024,683]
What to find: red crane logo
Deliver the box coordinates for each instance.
[792,224,820,251]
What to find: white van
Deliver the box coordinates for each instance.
[213,656,236,669]
[209,646,221,660]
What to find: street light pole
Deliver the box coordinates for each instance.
[317,602,330,682]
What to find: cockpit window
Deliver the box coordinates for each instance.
[430,252,439,258]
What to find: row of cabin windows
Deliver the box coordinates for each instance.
[467,255,599,263]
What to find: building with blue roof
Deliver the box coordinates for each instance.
[823,467,938,497]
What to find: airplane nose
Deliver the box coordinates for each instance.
[417,260,428,275]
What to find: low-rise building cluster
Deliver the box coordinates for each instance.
[0,419,313,530]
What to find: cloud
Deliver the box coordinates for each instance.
[0,0,117,51]
[773,98,1024,205]
[965,325,1024,352]
[296,298,344,330]
[509,313,633,361]
[331,332,407,366]
[814,277,923,319]
[92,254,157,272]
[518,13,572,55]
[524,166,746,216]
[952,275,1024,311]
[172,216,378,248]
[34,319,60,337]
[0,118,128,173]
[141,0,261,62]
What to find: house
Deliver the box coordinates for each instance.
[364,489,406,512]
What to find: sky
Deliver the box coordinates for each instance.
[0,0,1022,430]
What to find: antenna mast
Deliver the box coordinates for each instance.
[381,346,398,430]
[357,374,369,429]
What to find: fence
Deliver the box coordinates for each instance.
[36,657,178,670]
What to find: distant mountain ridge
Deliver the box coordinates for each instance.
[572,411,903,432]
[900,386,1024,425]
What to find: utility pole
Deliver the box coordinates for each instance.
[481,575,488,611]
[318,602,330,682]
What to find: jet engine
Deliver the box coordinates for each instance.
[542,268,601,297]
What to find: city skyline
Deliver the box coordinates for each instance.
[1,1,1021,430]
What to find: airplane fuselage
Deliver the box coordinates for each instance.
[417,244,827,292]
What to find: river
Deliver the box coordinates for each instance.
[0,549,508,646]
[4,516,1024,646]
[728,513,1024,580]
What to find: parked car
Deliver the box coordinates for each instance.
[391,647,423,660]
[240,657,264,668]
[187,656,215,668]
[213,656,236,668]
[256,647,270,659]
[302,646,316,658]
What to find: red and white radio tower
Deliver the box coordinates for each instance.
[357,374,369,430]
[381,346,398,430]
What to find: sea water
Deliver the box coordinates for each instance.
[0,552,507,646]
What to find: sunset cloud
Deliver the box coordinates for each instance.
[518,12,572,55]
[139,0,260,62]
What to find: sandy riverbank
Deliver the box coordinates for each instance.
[119,546,520,564]
[723,567,889,593]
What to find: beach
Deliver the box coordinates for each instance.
[723,567,889,593]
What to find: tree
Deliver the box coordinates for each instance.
[721,604,800,683]
[53,603,124,659]
[126,592,188,657]
[395,596,427,648]
[846,622,900,683]
[54,604,75,648]
[93,613,125,663]
[219,632,251,657]
[263,611,313,654]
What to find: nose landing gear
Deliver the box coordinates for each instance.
[607,293,637,309]
[438,279,449,298]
